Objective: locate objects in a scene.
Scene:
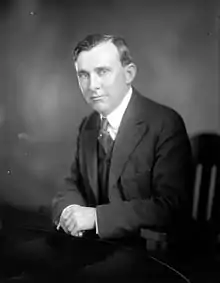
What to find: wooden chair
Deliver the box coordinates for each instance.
[143,132,220,252]
[190,133,220,248]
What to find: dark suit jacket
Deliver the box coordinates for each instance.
[52,89,192,240]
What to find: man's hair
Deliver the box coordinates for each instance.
[73,34,133,66]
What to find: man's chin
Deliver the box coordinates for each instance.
[91,102,108,115]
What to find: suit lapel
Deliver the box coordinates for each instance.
[108,91,148,192]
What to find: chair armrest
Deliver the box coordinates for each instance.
[140,228,167,251]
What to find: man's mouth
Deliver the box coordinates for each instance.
[91,95,105,101]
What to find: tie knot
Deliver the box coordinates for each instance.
[100,117,109,132]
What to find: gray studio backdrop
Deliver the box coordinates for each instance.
[0,0,219,211]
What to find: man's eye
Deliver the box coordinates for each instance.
[98,69,108,76]
[78,73,89,79]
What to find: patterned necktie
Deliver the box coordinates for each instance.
[98,117,113,154]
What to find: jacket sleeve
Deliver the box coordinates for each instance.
[96,111,193,239]
[51,119,87,226]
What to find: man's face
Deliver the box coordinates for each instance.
[75,42,131,116]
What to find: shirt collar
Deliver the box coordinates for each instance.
[101,87,132,130]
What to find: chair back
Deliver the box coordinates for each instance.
[190,133,220,224]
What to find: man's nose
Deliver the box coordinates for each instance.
[89,73,100,90]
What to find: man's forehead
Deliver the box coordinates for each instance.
[76,42,120,69]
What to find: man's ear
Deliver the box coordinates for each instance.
[124,63,137,84]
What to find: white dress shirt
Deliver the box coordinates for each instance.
[101,86,132,140]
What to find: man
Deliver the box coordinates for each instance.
[52,33,192,239]
[50,34,192,282]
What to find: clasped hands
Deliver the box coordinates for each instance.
[58,205,96,237]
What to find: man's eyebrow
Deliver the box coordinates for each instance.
[77,67,111,75]
[77,70,88,75]
[95,66,111,71]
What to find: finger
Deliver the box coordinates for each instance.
[65,214,75,227]
[74,231,83,237]
[56,223,61,230]
[60,215,74,234]
[70,224,79,236]
[78,231,84,237]
[62,208,72,220]
[59,221,69,234]
[66,219,76,233]
[59,215,69,227]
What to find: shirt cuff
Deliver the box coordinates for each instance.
[95,209,99,234]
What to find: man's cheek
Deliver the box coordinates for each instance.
[82,91,91,102]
